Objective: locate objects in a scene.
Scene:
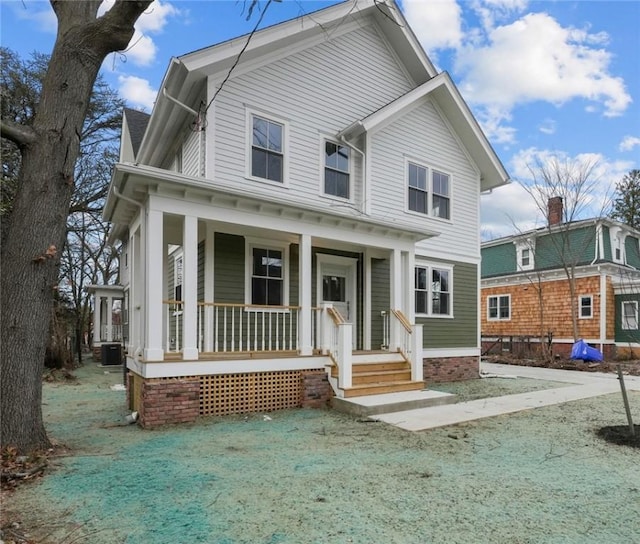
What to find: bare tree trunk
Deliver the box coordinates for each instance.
[0,0,151,453]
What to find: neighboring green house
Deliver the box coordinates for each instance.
[481,197,640,359]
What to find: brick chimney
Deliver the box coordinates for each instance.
[548,196,563,226]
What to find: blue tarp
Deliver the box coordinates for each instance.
[570,339,603,362]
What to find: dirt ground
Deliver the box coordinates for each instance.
[2,362,639,544]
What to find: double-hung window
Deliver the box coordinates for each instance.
[251,115,284,183]
[488,295,510,320]
[251,247,283,306]
[415,264,452,316]
[324,141,350,199]
[622,301,638,330]
[579,295,593,319]
[407,161,451,220]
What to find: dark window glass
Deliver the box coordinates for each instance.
[252,248,283,305]
[324,142,350,198]
[252,116,283,182]
[408,163,428,214]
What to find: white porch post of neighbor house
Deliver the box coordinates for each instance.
[389,248,402,351]
[105,295,114,341]
[299,233,312,355]
[144,208,165,361]
[92,296,101,344]
[204,223,215,352]
[182,215,199,360]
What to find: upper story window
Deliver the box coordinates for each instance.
[251,114,284,183]
[407,161,450,220]
[324,141,350,199]
[515,239,535,271]
[488,294,510,321]
[245,239,289,307]
[415,264,452,317]
[579,295,593,319]
[622,301,638,330]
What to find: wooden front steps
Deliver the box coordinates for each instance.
[330,351,425,398]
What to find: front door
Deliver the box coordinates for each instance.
[317,255,357,348]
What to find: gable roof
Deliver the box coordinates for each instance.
[135,0,438,166]
[338,72,509,192]
[123,108,150,157]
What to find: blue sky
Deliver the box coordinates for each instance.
[2,0,639,239]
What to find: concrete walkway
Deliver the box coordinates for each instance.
[374,362,640,432]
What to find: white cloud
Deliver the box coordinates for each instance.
[100,0,180,66]
[118,75,157,110]
[455,13,631,118]
[135,0,180,34]
[620,136,640,152]
[470,0,528,32]
[538,118,556,135]
[401,0,463,52]
[481,148,635,239]
[121,31,157,67]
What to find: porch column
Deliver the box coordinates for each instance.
[389,248,402,350]
[298,234,312,355]
[204,223,215,352]
[182,215,199,360]
[106,295,114,342]
[92,296,100,345]
[405,250,415,322]
[144,209,164,361]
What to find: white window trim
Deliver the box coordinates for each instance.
[621,300,638,330]
[514,239,535,271]
[318,136,354,204]
[245,108,289,188]
[244,237,290,309]
[404,157,453,223]
[487,294,511,321]
[579,295,593,319]
[414,262,454,318]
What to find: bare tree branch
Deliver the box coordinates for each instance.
[0,118,36,147]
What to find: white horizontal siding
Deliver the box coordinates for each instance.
[182,129,202,177]
[369,99,480,259]
[210,22,413,211]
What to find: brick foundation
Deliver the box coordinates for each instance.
[92,346,101,362]
[138,377,200,428]
[423,356,479,383]
[301,370,333,408]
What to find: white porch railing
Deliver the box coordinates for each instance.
[164,301,303,354]
[99,323,123,342]
[319,305,352,389]
[389,309,423,382]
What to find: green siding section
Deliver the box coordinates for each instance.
[197,241,204,301]
[370,258,390,349]
[481,243,516,277]
[417,261,478,349]
[214,233,245,304]
[535,225,597,269]
[625,236,640,268]
[289,244,299,307]
[602,226,611,261]
[615,294,640,344]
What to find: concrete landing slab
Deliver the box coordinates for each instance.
[374,381,621,431]
[332,389,455,417]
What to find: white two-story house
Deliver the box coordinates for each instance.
[102,0,509,427]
